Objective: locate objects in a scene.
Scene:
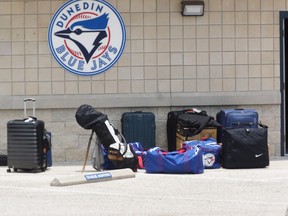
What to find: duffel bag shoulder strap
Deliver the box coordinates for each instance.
[193,115,212,135]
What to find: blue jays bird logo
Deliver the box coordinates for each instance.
[48,0,126,76]
[203,153,215,167]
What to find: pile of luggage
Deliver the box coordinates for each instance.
[76,105,269,174]
[3,101,269,175]
[165,108,269,172]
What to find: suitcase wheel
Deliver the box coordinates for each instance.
[7,168,18,172]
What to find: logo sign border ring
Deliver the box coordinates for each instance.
[48,0,126,76]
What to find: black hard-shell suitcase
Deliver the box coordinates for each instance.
[121,111,155,149]
[7,98,47,172]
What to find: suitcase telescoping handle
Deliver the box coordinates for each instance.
[24,98,36,118]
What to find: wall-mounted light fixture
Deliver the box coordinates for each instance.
[181,0,205,16]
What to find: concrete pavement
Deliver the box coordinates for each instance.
[1,158,288,216]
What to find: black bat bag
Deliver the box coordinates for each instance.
[75,104,121,149]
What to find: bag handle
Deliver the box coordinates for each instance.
[24,98,36,118]
[159,147,192,155]
[259,122,268,128]
[185,108,207,116]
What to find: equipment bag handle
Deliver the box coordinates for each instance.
[24,98,36,118]
[259,122,268,128]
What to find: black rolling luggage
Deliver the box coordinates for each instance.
[167,109,192,152]
[167,109,220,151]
[7,98,48,172]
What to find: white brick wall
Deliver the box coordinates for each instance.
[0,0,284,160]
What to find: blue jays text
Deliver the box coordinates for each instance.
[55,45,117,71]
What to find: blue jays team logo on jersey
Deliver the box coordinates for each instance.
[48,0,126,76]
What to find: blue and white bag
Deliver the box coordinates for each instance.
[130,142,147,169]
[183,138,221,169]
[145,146,204,174]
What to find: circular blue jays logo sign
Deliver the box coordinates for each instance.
[48,0,126,76]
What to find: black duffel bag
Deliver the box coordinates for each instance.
[177,111,221,137]
[222,123,269,169]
